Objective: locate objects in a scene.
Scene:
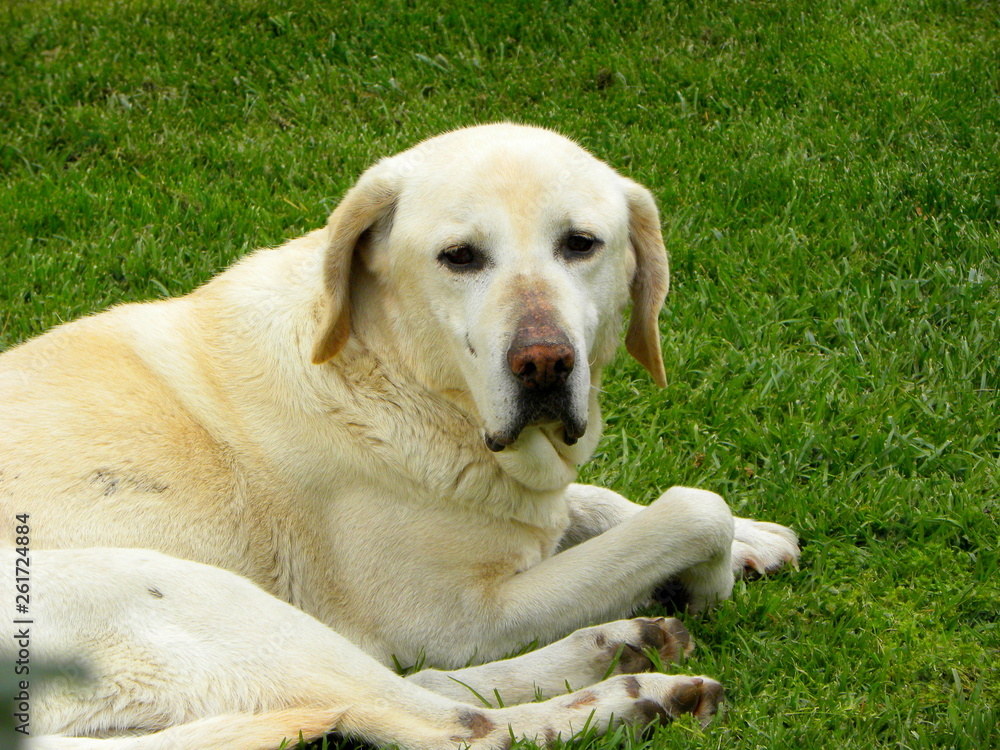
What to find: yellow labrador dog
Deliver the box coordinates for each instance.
[1,124,798,749]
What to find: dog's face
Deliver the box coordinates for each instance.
[312,125,668,462]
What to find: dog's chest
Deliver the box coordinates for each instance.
[321,485,566,578]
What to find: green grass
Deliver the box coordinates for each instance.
[2,0,998,748]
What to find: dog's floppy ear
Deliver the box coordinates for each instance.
[623,181,669,388]
[311,167,398,364]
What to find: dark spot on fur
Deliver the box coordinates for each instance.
[669,680,702,713]
[147,587,164,599]
[613,618,690,670]
[90,469,167,497]
[544,727,558,745]
[661,618,693,660]
[639,619,666,649]
[617,643,652,674]
[594,631,607,648]
[634,699,672,726]
[344,422,387,448]
[97,473,119,496]
[624,675,641,699]
[458,710,494,740]
[565,691,597,709]
[695,680,725,724]
[495,733,512,750]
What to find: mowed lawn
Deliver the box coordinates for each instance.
[1,1,998,749]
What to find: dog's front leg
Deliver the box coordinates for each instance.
[483,487,736,655]
[560,485,801,580]
[556,484,643,552]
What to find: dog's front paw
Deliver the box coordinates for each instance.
[676,552,736,615]
[731,517,800,578]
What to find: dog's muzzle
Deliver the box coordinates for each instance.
[483,321,587,452]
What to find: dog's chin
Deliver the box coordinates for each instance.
[483,399,587,453]
[484,422,586,453]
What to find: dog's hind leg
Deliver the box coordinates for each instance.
[15,549,721,750]
[28,673,723,750]
[407,616,693,705]
[25,706,349,750]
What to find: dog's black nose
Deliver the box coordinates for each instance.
[507,334,575,390]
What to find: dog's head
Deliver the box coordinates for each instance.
[311,124,668,465]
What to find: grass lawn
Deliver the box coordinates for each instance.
[2,0,998,748]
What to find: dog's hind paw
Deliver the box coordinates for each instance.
[566,616,695,685]
[601,616,695,673]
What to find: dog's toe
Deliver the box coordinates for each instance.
[731,518,801,579]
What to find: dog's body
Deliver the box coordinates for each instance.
[1,125,798,749]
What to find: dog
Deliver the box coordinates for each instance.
[1,124,799,749]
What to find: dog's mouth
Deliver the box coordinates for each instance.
[483,389,587,452]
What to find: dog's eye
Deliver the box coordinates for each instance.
[438,245,483,272]
[562,233,599,259]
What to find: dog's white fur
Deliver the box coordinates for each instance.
[0,124,798,749]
